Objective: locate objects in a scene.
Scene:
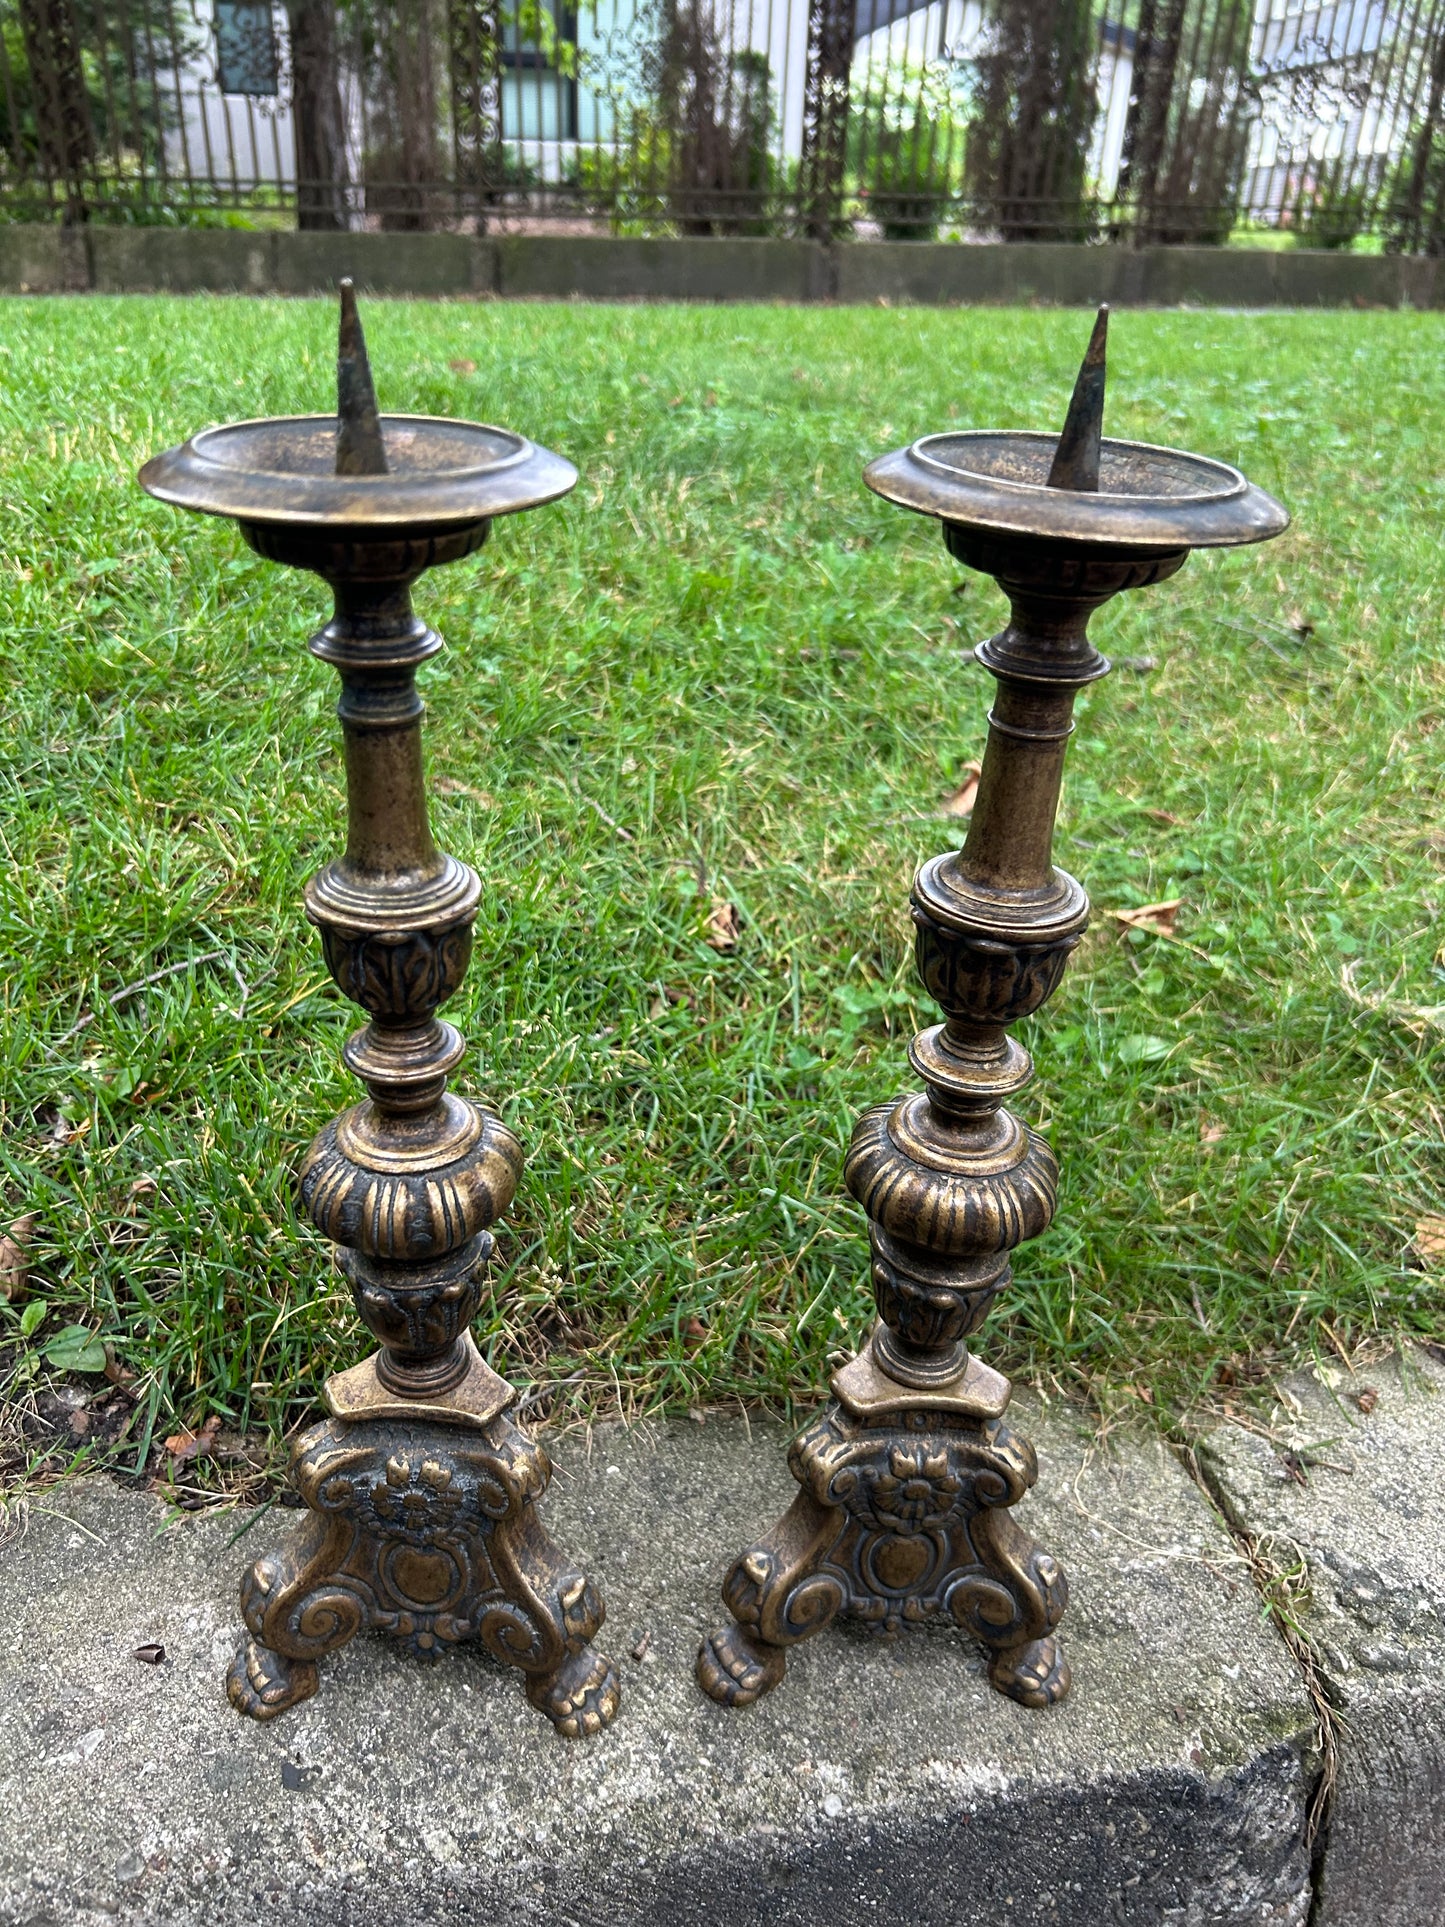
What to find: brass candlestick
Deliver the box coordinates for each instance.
[139,286,619,1739]
[698,309,1288,1711]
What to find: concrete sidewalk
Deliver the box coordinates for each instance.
[8,1347,1442,1926]
[2,1386,1329,1927]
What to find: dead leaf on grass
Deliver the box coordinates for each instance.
[164,1413,222,1465]
[0,1213,37,1303]
[1199,1119,1226,1146]
[1413,1216,1445,1267]
[103,1341,135,1389]
[1340,961,1445,1037]
[941,762,982,818]
[434,776,495,804]
[1111,898,1184,939]
[705,900,742,952]
[448,357,477,375]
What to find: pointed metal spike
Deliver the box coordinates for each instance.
[335,278,388,477]
[1045,305,1108,493]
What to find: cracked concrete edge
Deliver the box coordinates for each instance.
[1197,1344,1445,1927]
[1,225,1443,306]
[1178,1439,1338,1849]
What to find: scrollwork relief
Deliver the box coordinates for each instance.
[700,1407,1068,1708]
[228,1415,619,1737]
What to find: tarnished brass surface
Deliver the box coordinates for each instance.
[139,283,618,1739]
[227,1414,617,1739]
[699,309,1289,1712]
[324,1331,515,1430]
[830,1342,1011,1422]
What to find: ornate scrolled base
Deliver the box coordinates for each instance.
[229,1411,619,1739]
[697,1402,1069,1709]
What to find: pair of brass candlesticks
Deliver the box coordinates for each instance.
[139,288,1286,1738]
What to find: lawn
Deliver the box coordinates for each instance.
[2,295,1443,1488]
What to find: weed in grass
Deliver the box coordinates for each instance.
[0,297,1442,1480]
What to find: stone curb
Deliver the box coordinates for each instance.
[0,226,1438,307]
[1199,1345,1445,1927]
[2,1398,1317,1926]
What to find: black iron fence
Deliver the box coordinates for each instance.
[6,0,1445,246]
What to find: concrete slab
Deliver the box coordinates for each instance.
[1200,1346,1445,1927]
[269,231,488,298]
[1266,248,1405,308]
[1399,255,1442,307]
[834,240,1126,307]
[1,1400,1312,1927]
[1143,246,1287,308]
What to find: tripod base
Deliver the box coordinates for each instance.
[696,1401,1070,1710]
[225,1405,619,1739]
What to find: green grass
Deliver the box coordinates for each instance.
[2,295,1443,1476]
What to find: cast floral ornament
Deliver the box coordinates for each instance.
[869,1446,958,1531]
[372,1455,463,1533]
[911,914,1082,1028]
[229,1418,618,1734]
[699,1408,1067,1686]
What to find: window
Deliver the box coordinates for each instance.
[215,0,279,97]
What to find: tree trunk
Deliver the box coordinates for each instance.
[1400,25,1445,254]
[18,0,94,223]
[288,0,350,231]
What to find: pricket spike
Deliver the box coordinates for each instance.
[1045,304,1108,493]
[335,278,388,477]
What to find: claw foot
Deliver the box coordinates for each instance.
[696,1624,786,1707]
[526,1646,621,1739]
[988,1635,1070,1709]
[225,1637,319,1722]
